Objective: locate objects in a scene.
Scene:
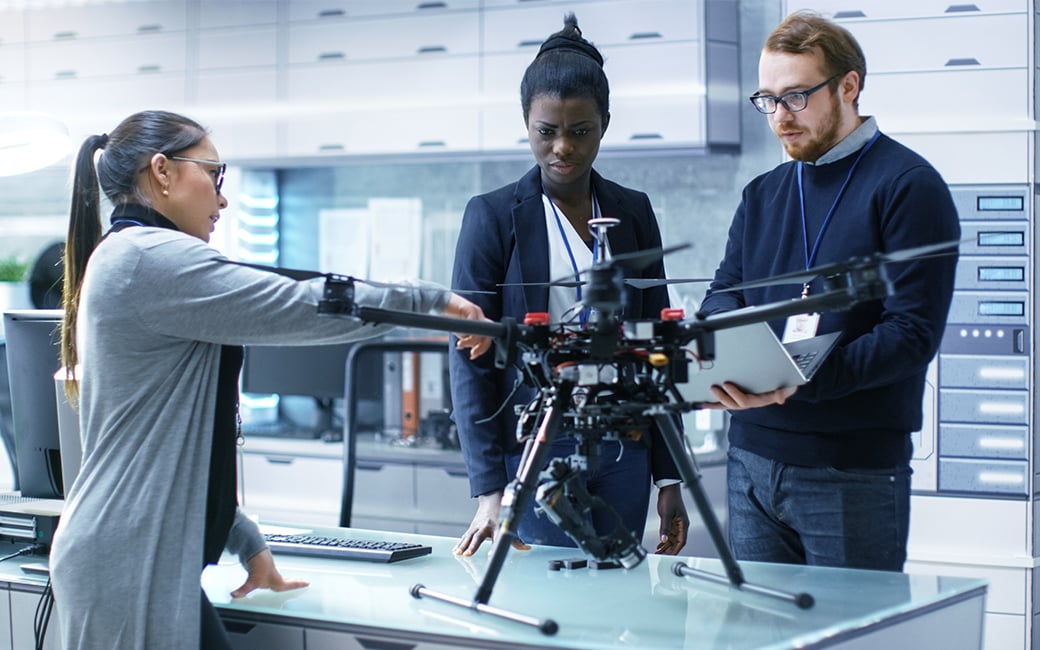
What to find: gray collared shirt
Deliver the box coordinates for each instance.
[807,115,879,166]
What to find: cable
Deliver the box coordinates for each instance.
[34,576,54,650]
[0,542,46,562]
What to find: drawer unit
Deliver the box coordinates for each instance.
[939,388,1029,426]
[938,457,1028,496]
[948,291,1030,325]
[960,222,1030,256]
[287,0,479,22]
[938,423,1029,461]
[954,256,1030,291]
[939,354,1029,390]
[951,186,1030,221]
[786,0,1026,20]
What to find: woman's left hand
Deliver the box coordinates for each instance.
[230,549,309,599]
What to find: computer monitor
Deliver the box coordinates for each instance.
[3,309,64,499]
[240,343,369,440]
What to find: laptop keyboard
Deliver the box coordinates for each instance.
[791,350,817,372]
[263,533,433,563]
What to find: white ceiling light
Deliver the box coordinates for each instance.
[0,112,73,177]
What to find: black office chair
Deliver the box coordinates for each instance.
[339,338,452,528]
[0,340,20,490]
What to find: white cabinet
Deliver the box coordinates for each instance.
[7,0,738,160]
[11,586,61,650]
[222,614,305,650]
[24,1,187,42]
[787,3,1032,182]
[198,1,279,30]
[287,1,480,23]
[239,438,344,527]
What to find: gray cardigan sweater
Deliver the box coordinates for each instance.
[49,225,449,649]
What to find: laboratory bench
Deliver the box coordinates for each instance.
[204,527,985,650]
[0,526,987,650]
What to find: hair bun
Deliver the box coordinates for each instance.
[537,13,603,67]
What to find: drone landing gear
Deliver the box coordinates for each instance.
[410,386,813,635]
[649,410,814,611]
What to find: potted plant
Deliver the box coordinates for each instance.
[0,255,31,317]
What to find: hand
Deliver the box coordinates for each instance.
[230,549,309,599]
[702,383,797,411]
[453,492,530,556]
[443,293,493,360]
[654,484,689,555]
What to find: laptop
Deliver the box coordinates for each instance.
[681,322,841,404]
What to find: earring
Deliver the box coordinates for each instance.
[162,188,169,196]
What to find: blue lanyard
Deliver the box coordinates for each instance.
[797,130,880,284]
[543,185,599,325]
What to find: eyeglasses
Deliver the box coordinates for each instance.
[749,73,841,115]
[168,156,226,194]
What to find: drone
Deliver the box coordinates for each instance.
[312,231,960,635]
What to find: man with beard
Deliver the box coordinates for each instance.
[697,10,959,571]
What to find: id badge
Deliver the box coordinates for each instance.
[782,312,820,343]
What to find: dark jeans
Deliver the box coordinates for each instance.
[726,446,910,571]
[505,434,651,548]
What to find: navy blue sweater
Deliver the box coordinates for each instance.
[700,133,960,469]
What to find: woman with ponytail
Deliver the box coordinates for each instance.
[449,15,689,558]
[50,110,490,649]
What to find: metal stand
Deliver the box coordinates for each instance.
[411,381,573,634]
[650,410,814,610]
[411,386,814,634]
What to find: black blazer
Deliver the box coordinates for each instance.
[449,165,679,497]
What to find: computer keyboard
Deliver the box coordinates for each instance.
[791,350,817,372]
[263,533,433,563]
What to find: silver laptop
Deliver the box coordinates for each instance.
[681,322,841,404]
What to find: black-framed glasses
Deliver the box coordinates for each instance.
[168,156,226,194]
[749,73,841,115]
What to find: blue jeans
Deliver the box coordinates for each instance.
[505,435,651,548]
[727,446,910,571]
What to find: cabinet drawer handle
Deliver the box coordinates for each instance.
[357,462,386,471]
[223,620,257,635]
[945,3,981,12]
[417,1,447,9]
[418,140,446,148]
[53,31,77,40]
[263,456,294,465]
[629,32,662,40]
[832,10,866,19]
[137,24,162,33]
[318,9,346,18]
[356,636,417,650]
[417,45,447,54]
[319,143,345,152]
[518,39,541,48]
[945,58,981,67]
[137,64,161,74]
[630,133,663,141]
[319,51,346,61]
[445,469,468,477]
[55,70,77,79]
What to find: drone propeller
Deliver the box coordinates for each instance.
[624,277,713,290]
[717,238,962,293]
[498,242,694,291]
[608,243,692,272]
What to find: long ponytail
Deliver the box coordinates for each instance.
[60,134,108,403]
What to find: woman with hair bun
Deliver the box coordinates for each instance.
[450,15,689,557]
[49,110,490,649]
